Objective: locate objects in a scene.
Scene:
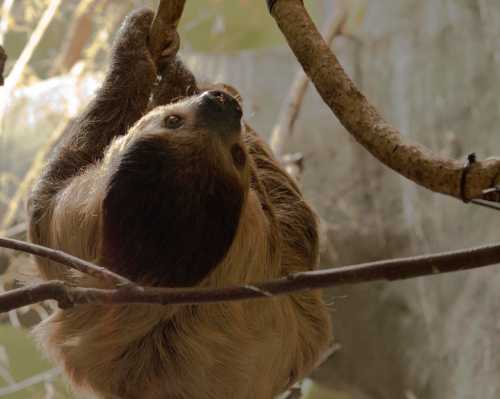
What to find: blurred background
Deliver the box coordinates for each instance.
[1,0,500,398]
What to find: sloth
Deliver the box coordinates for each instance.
[27,8,332,399]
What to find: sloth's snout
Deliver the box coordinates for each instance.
[196,90,242,137]
[201,90,242,117]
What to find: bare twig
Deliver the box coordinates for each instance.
[0,237,131,286]
[283,387,303,399]
[0,364,16,387]
[313,343,341,369]
[281,152,304,182]
[281,343,341,399]
[270,2,346,157]
[0,0,63,131]
[0,118,70,231]
[0,0,14,46]
[51,0,105,74]
[0,368,61,396]
[268,0,500,203]
[4,0,62,90]
[1,241,500,313]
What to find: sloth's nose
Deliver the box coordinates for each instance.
[200,90,242,118]
[196,90,242,137]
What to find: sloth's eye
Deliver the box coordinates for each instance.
[231,144,246,168]
[164,115,183,129]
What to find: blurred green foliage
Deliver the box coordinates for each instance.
[180,0,319,52]
[0,324,70,399]
[2,0,321,79]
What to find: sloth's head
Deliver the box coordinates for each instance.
[101,90,251,287]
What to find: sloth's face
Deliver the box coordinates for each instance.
[101,91,251,287]
[133,89,248,177]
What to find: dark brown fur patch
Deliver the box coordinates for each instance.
[102,135,245,286]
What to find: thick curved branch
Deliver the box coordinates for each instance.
[269,0,500,202]
[1,240,500,313]
[0,237,131,286]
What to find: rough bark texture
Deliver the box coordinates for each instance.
[270,0,500,201]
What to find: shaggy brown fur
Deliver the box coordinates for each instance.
[28,8,332,399]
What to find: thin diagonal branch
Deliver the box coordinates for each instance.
[51,0,107,75]
[0,237,131,286]
[1,241,500,313]
[268,0,500,202]
[0,0,63,134]
[0,368,61,397]
[4,0,62,91]
[0,0,14,46]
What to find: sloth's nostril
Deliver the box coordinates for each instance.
[206,90,233,105]
[212,91,226,103]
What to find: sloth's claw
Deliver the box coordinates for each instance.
[156,31,180,64]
